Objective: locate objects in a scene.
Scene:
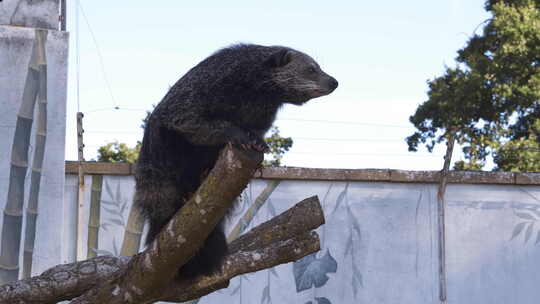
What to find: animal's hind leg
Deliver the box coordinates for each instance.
[179,220,228,278]
[134,177,185,245]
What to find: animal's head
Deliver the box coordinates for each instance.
[266,48,338,105]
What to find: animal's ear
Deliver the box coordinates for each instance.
[265,49,293,68]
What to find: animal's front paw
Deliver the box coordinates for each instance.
[247,132,270,153]
[226,129,269,153]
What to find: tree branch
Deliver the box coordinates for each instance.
[70,145,263,304]
[0,191,324,303]
[159,231,320,303]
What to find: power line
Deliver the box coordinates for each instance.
[277,118,410,128]
[288,151,445,158]
[83,130,405,142]
[86,130,141,135]
[81,109,410,129]
[84,106,148,114]
[75,0,80,112]
[79,1,118,109]
[294,137,404,143]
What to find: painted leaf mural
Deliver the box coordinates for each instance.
[510,208,540,245]
[305,297,332,304]
[293,249,337,292]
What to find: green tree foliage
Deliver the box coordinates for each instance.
[407,0,540,171]
[96,141,141,163]
[493,120,540,171]
[263,127,293,167]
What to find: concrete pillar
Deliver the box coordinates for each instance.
[0,0,60,30]
[0,0,68,283]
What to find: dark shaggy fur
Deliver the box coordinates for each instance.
[134,44,338,278]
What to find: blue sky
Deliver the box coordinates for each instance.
[66,0,490,170]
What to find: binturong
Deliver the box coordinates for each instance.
[134,43,338,278]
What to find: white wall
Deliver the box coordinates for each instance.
[0,0,59,30]
[55,174,540,304]
[0,24,68,282]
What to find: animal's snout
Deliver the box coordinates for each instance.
[328,77,338,91]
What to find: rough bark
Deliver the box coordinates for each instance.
[160,231,320,303]
[184,180,282,304]
[71,145,264,303]
[0,194,324,304]
[436,132,455,302]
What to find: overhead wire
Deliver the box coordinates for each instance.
[75,0,80,112]
[78,1,119,110]
[277,117,409,128]
[84,106,148,114]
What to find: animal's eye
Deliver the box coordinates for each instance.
[308,66,317,74]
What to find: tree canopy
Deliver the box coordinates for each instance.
[96,141,141,163]
[407,0,540,171]
[263,126,293,167]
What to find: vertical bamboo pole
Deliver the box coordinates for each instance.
[60,0,67,31]
[227,180,280,242]
[76,112,85,261]
[87,175,103,258]
[0,29,40,284]
[437,132,455,303]
[120,204,145,256]
[22,29,48,279]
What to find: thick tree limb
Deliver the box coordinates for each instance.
[0,190,324,303]
[159,231,320,303]
[70,146,263,304]
[229,195,324,253]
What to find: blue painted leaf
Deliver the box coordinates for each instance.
[332,183,349,214]
[101,223,111,231]
[261,285,270,304]
[346,205,362,241]
[269,267,279,278]
[516,212,536,221]
[529,209,540,218]
[511,222,528,240]
[104,181,113,200]
[101,205,120,215]
[322,183,334,204]
[267,200,277,217]
[115,182,122,202]
[294,254,316,292]
[230,283,241,295]
[343,234,353,257]
[109,218,125,226]
[352,263,363,287]
[120,201,128,214]
[315,297,332,304]
[100,199,117,206]
[293,250,338,292]
[524,222,534,244]
[112,237,118,256]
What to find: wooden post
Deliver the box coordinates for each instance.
[76,112,85,261]
[60,0,67,31]
[437,132,455,303]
